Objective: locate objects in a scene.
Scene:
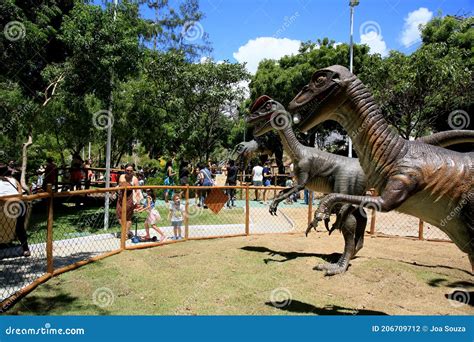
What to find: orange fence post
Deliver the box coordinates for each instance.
[307,191,313,227]
[46,184,54,274]
[120,188,127,250]
[184,186,189,240]
[418,219,424,240]
[245,184,250,235]
[369,209,376,235]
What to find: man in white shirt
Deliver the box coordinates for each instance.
[252,162,263,201]
[0,163,30,256]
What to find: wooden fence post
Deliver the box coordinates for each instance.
[245,184,250,235]
[418,219,424,240]
[184,186,189,240]
[307,191,313,227]
[120,188,127,250]
[369,209,376,235]
[46,184,54,274]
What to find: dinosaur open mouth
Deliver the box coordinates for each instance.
[247,111,274,136]
[290,82,340,128]
[293,95,320,117]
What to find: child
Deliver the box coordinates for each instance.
[140,189,165,242]
[285,176,296,204]
[168,194,185,240]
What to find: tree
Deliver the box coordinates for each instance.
[362,15,473,138]
[249,39,375,153]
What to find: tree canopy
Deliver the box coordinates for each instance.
[0,2,471,174]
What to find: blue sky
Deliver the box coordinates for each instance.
[140,0,472,73]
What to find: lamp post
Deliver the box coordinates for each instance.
[104,0,118,230]
[348,0,359,158]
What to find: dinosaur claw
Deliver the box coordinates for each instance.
[324,219,330,231]
[305,222,315,237]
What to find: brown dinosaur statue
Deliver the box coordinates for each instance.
[288,65,474,271]
[248,95,474,275]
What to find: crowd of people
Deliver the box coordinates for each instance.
[1,153,313,251]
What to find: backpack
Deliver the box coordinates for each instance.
[201,168,214,186]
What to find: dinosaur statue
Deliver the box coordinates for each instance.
[248,95,473,275]
[230,133,286,185]
[249,95,367,275]
[288,65,474,272]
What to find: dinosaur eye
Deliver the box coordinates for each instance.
[316,76,326,84]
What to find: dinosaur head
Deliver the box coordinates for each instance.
[248,95,291,136]
[288,65,354,132]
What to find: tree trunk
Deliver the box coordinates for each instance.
[20,134,33,229]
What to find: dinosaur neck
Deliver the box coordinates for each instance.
[277,125,303,161]
[335,77,407,186]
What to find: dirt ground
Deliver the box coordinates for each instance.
[8,232,473,315]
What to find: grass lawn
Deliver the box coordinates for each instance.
[27,202,244,244]
[9,233,472,315]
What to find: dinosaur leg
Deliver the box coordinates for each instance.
[314,212,357,276]
[310,177,416,225]
[352,208,367,257]
[460,198,474,273]
[327,204,351,234]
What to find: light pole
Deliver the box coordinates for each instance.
[348,0,359,158]
[104,0,118,230]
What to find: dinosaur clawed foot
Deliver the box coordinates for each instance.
[316,210,330,221]
[269,204,278,216]
[313,262,348,276]
[306,211,330,236]
[305,221,317,236]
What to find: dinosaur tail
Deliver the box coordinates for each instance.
[417,130,474,148]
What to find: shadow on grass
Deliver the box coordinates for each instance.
[427,278,474,288]
[265,300,388,315]
[241,246,342,264]
[392,259,473,277]
[428,279,474,307]
[444,291,474,307]
[8,284,109,315]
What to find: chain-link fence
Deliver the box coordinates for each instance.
[0,192,49,310]
[0,184,452,312]
[52,189,122,270]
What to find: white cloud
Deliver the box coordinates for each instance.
[199,56,211,64]
[233,37,301,74]
[400,7,433,48]
[360,31,389,57]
